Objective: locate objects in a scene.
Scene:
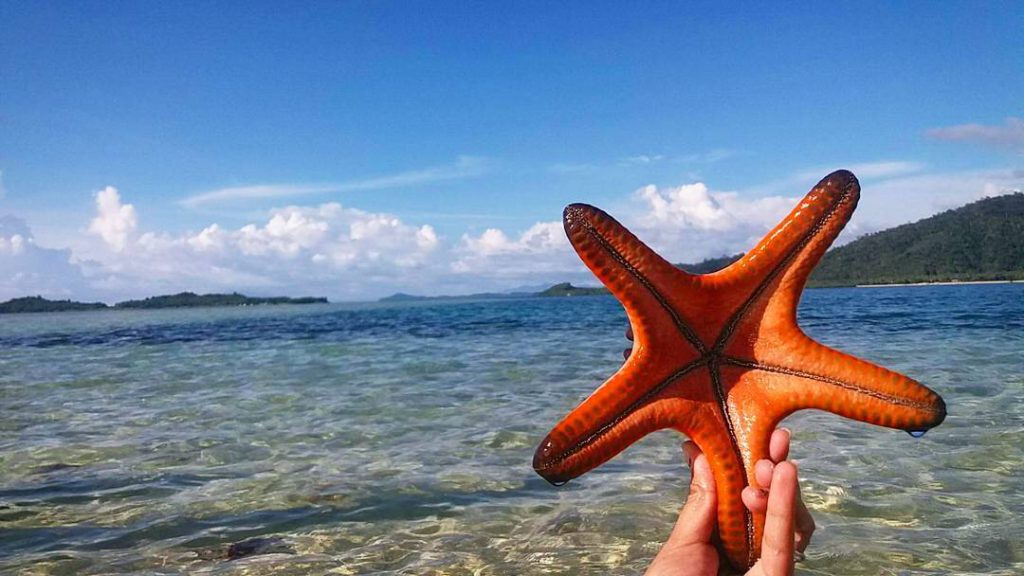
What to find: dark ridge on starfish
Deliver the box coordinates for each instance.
[720,356,947,416]
[533,357,708,474]
[565,203,707,354]
[713,173,858,353]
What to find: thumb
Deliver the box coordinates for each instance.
[666,450,717,546]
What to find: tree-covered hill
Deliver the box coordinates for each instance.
[0,296,108,314]
[0,292,329,314]
[114,292,327,309]
[679,253,743,274]
[810,192,1024,286]
[538,283,609,297]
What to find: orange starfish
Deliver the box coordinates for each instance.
[532,170,946,572]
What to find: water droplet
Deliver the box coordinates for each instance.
[906,429,927,438]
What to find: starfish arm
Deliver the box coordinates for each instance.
[685,411,759,570]
[713,170,860,351]
[705,398,776,570]
[715,354,945,569]
[533,365,709,485]
[723,335,946,434]
[720,170,859,291]
[563,203,708,356]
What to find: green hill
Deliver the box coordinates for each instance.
[679,253,743,274]
[538,283,609,297]
[0,296,108,314]
[115,292,327,309]
[0,292,330,314]
[810,192,1024,286]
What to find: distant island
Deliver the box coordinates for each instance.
[378,254,748,301]
[538,283,608,297]
[809,192,1024,286]
[116,292,327,309]
[378,291,533,302]
[0,296,109,314]
[0,292,328,315]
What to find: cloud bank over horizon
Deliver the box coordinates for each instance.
[927,117,1024,153]
[2,163,1022,303]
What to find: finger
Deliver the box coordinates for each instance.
[758,461,798,575]
[769,428,790,463]
[666,452,717,546]
[741,485,768,514]
[794,480,815,553]
[682,440,701,469]
[755,459,774,489]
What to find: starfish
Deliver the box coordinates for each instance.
[532,170,947,572]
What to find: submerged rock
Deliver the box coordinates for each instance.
[31,463,82,474]
[225,536,295,560]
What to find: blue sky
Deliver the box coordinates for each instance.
[1,2,1022,301]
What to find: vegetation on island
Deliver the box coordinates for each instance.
[0,296,108,314]
[538,283,609,297]
[678,253,744,274]
[378,291,528,302]
[809,192,1024,286]
[0,292,328,314]
[115,292,327,309]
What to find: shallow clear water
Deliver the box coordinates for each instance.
[1,284,1022,575]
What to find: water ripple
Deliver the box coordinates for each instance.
[1,284,1022,574]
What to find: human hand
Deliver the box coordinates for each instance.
[644,429,815,576]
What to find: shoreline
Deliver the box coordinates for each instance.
[855,280,1017,288]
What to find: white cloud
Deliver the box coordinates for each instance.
[0,215,95,301]
[926,117,1024,151]
[630,182,799,262]
[451,184,801,280]
[621,154,665,166]
[551,149,734,175]
[835,161,924,180]
[81,196,443,300]
[452,221,575,280]
[854,168,1024,228]
[676,149,735,164]
[746,161,924,199]
[6,159,1021,302]
[88,186,137,252]
[452,222,589,286]
[180,156,487,209]
[447,162,1024,284]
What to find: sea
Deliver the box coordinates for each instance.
[1,284,1022,575]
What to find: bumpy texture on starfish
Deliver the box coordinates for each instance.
[533,170,947,572]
